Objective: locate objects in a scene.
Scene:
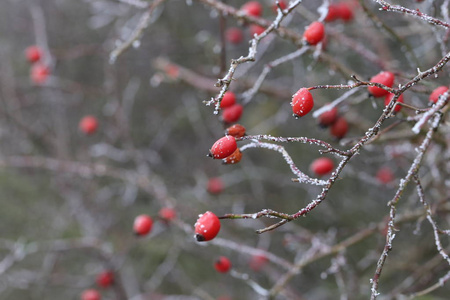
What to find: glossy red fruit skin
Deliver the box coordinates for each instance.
[30,63,50,84]
[241,1,263,17]
[207,177,224,194]
[25,45,42,63]
[330,116,348,139]
[367,71,395,97]
[225,124,246,138]
[209,136,237,159]
[249,253,268,271]
[429,86,449,103]
[220,91,236,108]
[318,106,338,127]
[158,207,176,221]
[214,256,232,273]
[291,88,314,117]
[225,28,243,45]
[310,157,334,176]
[222,104,243,124]
[384,93,404,113]
[81,289,101,300]
[195,211,221,242]
[376,166,394,184]
[133,215,153,236]
[337,2,354,22]
[79,116,99,135]
[222,148,242,165]
[303,21,325,45]
[96,271,114,288]
[250,24,265,36]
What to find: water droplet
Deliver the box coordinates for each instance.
[132,40,141,48]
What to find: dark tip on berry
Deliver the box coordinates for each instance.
[207,152,213,158]
[133,231,142,237]
[195,233,206,242]
[318,123,328,129]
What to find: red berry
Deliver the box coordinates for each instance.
[207,177,224,194]
[249,253,268,271]
[318,106,338,127]
[303,21,325,45]
[220,91,236,108]
[222,148,242,165]
[250,24,265,36]
[368,71,395,97]
[158,207,176,222]
[164,64,179,79]
[330,116,348,139]
[30,63,50,84]
[133,215,153,236]
[384,93,404,113]
[225,124,246,138]
[376,166,394,184]
[81,289,101,300]
[195,211,221,242]
[225,27,243,45]
[272,0,287,12]
[25,45,42,63]
[291,88,314,118]
[79,116,99,135]
[96,271,114,288]
[209,136,237,159]
[310,157,334,176]
[241,1,263,17]
[214,256,232,273]
[325,4,340,22]
[429,86,449,103]
[222,104,243,124]
[337,2,354,22]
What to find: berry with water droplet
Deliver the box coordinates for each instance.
[195,211,221,242]
[209,136,237,159]
[292,88,314,117]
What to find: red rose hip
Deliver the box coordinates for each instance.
[96,271,114,288]
[207,177,224,194]
[310,157,334,176]
[292,88,314,117]
[81,289,101,300]
[222,148,242,165]
[25,45,42,63]
[195,211,221,241]
[209,136,237,159]
[318,106,338,127]
[220,91,236,108]
[384,93,404,113]
[214,256,232,273]
[429,86,449,103]
[241,1,263,17]
[330,116,348,139]
[79,115,99,135]
[367,71,395,97]
[133,215,153,236]
[222,104,243,124]
[303,21,325,45]
[225,28,243,45]
[158,207,176,222]
[225,124,246,138]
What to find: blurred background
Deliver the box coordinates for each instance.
[0,0,449,299]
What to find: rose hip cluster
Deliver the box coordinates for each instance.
[208,123,246,165]
[25,45,50,84]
